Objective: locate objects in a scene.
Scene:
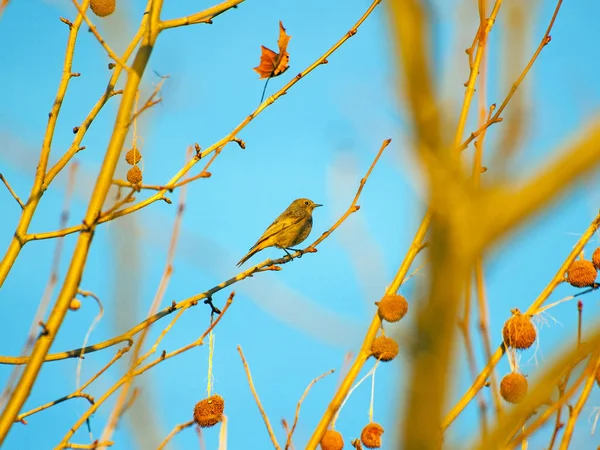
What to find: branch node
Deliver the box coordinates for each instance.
[204,297,222,315]
[38,321,49,336]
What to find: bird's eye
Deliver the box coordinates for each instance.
[304,201,310,206]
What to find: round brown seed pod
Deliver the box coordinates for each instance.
[566,259,597,288]
[502,310,536,350]
[360,422,384,449]
[127,166,142,184]
[125,147,142,165]
[593,248,600,270]
[500,373,528,404]
[377,294,408,323]
[69,298,81,311]
[90,0,116,17]
[193,394,224,428]
[371,336,398,362]
[320,429,344,450]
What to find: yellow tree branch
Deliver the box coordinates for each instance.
[0,1,164,442]
[0,4,88,288]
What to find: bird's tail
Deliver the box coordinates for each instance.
[236,247,260,267]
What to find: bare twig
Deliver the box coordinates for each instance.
[75,289,105,389]
[285,370,335,449]
[157,420,195,450]
[238,346,281,450]
[0,174,24,209]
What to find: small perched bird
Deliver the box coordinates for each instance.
[236,198,322,267]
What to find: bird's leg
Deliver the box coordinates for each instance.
[282,248,294,259]
[204,296,222,315]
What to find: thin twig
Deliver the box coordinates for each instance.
[75,289,105,389]
[238,346,281,450]
[285,370,335,449]
[0,174,24,209]
[157,420,195,450]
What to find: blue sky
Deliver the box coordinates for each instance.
[1,0,600,448]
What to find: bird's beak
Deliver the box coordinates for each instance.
[314,203,323,208]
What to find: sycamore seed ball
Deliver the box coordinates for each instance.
[500,373,528,404]
[127,166,142,184]
[90,0,116,17]
[360,422,384,449]
[320,429,344,450]
[593,248,600,270]
[566,260,597,288]
[193,394,224,428]
[377,294,408,323]
[502,310,536,350]
[371,336,398,362]
[69,298,81,311]
[125,148,142,165]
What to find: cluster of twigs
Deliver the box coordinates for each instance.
[2,0,600,448]
[0,0,389,448]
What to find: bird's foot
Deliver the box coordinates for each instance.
[286,247,304,259]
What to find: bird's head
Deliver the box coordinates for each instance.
[293,198,323,212]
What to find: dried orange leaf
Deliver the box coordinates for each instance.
[254,21,291,79]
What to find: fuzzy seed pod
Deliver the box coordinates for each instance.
[566,260,597,288]
[125,147,142,165]
[127,166,142,184]
[377,294,408,323]
[502,310,536,350]
[320,429,344,450]
[193,395,224,428]
[360,422,384,449]
[69,298,81,311]
[500,373,528,404]
[593,248,600,270]
[90,0,116,17]
[371,336,398,362]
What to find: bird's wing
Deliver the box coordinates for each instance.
[248,210,305,250]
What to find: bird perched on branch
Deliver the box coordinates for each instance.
[236,198,323,267]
